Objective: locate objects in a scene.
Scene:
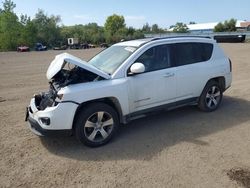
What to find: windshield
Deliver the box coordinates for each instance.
[88,45,137,74]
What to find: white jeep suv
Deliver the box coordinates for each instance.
[25,37,232,147]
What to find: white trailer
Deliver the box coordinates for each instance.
[67,38,80,49]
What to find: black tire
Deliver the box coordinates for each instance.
[198,80,223,112]
[74,103,119,147]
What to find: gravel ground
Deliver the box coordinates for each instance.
[0,44,250,188]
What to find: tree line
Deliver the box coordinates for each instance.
[214,19,237,32]
[0,0,239,51]
[0,0,171,51]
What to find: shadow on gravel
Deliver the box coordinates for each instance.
[227,167,250,188]
[40,96,250,161]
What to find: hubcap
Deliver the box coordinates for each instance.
[205,86,221,109]
[84,111,114,142]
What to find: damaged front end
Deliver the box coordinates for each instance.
[32,53,110,111]
[34,83,61,111]
[25,53,110,135]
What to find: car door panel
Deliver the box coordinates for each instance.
[175,63,208,101]
[128,68,176,112]
[171,42,214,100]
[127,44,177,113]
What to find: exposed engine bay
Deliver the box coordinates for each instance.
[51,62,103,89]
[35,61,104,110]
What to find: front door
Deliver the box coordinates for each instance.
[127,44,176,113]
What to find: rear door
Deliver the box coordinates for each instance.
[171,42,213,101]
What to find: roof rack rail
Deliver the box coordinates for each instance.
[150,35,212,41]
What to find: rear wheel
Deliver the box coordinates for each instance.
[75,103,119,147]
[198,80,223,112]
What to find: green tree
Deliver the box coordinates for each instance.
[142,23,151,33]
[2,0,15,12]
[0,1,151,50]
[0,0,21,50]
[124,27,136,40]
[32,9,61,47]
[104,14,125,35]
[19,16,37,47]
[214,22,225,32]
[104,14,125,43]
[151,23,166,33]
[60,23,105,45]
[173,22,189,33]
[132,30,144,39]
[151,24,159,33]
[83,23,105,43]
[214,19,236,32]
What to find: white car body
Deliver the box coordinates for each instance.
[26,37,232,138]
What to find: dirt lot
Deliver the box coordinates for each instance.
[0,44,250,188]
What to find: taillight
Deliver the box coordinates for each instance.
[229,58,232,72]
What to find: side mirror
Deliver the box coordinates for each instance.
[130,62,145,74]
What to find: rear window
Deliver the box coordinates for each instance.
[172,42,213,66]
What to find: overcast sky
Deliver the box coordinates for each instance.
[12,0,250,28]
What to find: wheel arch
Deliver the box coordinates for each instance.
[72,97,124,131]
[198,76,224,112]
[206,76,225,92]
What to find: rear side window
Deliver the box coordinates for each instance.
[172,42,213,66]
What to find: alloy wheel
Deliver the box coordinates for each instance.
[84,111,114,142]
[205,86,221,109]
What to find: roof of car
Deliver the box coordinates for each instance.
[115,36,214,47]
[114,38,153,47]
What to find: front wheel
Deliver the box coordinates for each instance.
[74,103,119,147]
[198,80,223,112]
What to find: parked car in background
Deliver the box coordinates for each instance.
[17,45,30,52]
[100,43,108,48]
[81,43,89,49]
[35,43,47,51]
[53,45,68,50]
[25,37,232,147]
[88,44,96,48]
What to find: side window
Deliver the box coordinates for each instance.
[172,42,213,66]
[135,44,171,73]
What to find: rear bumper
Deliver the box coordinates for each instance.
[225,72,232,91]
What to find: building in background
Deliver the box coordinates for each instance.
[237,21,250,31]
[186,20,250,34]
[146,20,250,43]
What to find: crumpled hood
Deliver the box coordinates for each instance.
[46,53,110,80]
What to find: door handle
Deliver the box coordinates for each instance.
[163,72,175,78]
